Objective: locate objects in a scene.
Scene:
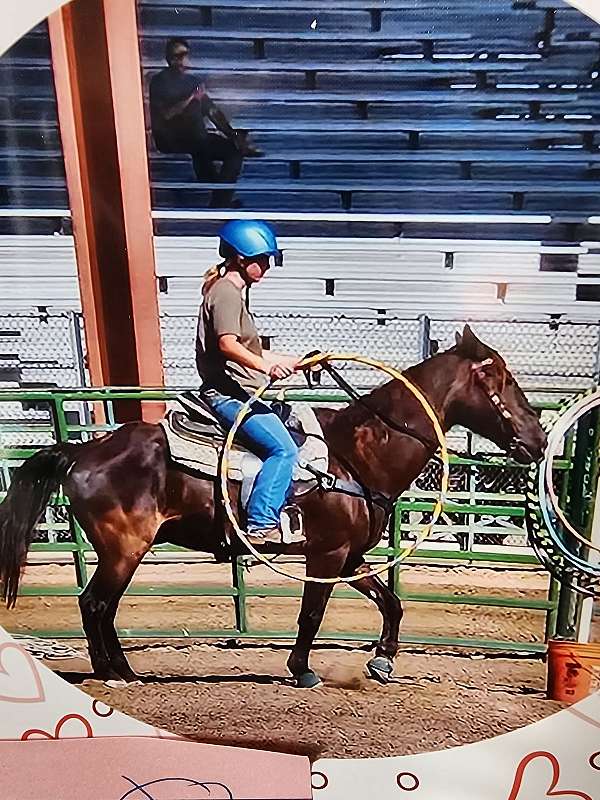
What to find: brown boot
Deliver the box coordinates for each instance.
[245,525,282,545]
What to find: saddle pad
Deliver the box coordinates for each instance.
[160,402,329,483]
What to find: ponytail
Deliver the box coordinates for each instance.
[202,262,227,296]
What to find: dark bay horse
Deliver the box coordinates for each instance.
[0,326,546,688]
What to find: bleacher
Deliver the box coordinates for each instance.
[1,3,600,434]
[0,1,599,241]
[0,21,66,235]
[135,0,600,240]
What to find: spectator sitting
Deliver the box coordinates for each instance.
[149,37,262,208]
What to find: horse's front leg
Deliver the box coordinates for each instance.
[350,563,404,684]
[287,549,347,688]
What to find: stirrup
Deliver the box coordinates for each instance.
[281,504,305,543]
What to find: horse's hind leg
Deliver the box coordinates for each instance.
[99,554,148,682]
[77,514,157,681]
[78,560,123,681]
[349,561,403,684]
[79,551,148,682]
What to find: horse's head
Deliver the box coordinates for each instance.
[449,325,546,464]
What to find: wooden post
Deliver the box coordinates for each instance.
[48,0,164,422]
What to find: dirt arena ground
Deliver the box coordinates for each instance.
[2,559,589,759]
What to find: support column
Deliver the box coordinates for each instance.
[48,0,164,422]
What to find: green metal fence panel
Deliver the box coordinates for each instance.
[0,387,575,652]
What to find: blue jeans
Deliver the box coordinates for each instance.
[203,391,298,529]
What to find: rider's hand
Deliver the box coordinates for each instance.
[268,360,295,380]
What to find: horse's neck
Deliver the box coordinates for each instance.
[323,351,463,499]
[403,351,464,429]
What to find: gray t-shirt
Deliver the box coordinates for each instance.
[196,278,268,392]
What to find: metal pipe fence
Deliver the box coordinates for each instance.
[0,386,577,652]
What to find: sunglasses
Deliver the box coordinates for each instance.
[242,252,284,269]
[172,50,189,59]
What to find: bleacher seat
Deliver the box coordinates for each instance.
[0,21,66,230]
[379,8,546,39]
[351,190,514,211]
[0,124,61,152]
[524,191,600,212]
[210,9,373,32]
[553,7,600,40]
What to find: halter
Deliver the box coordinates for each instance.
[471,358,513,422]
[470,357,535,463]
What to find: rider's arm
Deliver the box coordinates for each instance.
[150,72,205,122]
[218,337,298,380]
[162,82,205,120]
[210,283,295,378]
[218,334,269,374]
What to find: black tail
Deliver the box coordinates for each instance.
[0,444,76,608]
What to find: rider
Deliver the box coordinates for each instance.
[196,219,304,546]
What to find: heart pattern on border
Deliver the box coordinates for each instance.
[0,642,45,704]
[507,751,593,800]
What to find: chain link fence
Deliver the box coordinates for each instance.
[406,458,571,549]
[2,311,598,442]
[430,319,600,395]
[160,312,600,391]
[2,311,597,395]
[1,310,598,549]
[0,311,88,448]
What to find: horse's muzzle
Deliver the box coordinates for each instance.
[509,435,545,465]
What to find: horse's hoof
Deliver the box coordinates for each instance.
[366,656,394,684]
[104,677,142,688]
[109,660,141,685]
[118,672,142,685]
[104,668,142,688]
[104,678,127,688]
[295,670,323,689]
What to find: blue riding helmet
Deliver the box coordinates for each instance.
[218,219,283,266]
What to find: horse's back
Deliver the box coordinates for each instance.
[65,421,169,505]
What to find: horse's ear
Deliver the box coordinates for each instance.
[455,331,462,346]
[458,324,488,360]
[462,323,475,340]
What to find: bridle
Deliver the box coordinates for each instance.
[470,357,535,462]
[306,354,522,462]
[471,357,513,423]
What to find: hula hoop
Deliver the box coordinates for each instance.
[543,389,600,554]
[219,353,449,585]
[525,387,600,587]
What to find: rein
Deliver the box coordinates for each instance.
[314,360,439,452]
[305,354,518,466]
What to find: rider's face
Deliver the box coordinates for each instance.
[243,255,270,284]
